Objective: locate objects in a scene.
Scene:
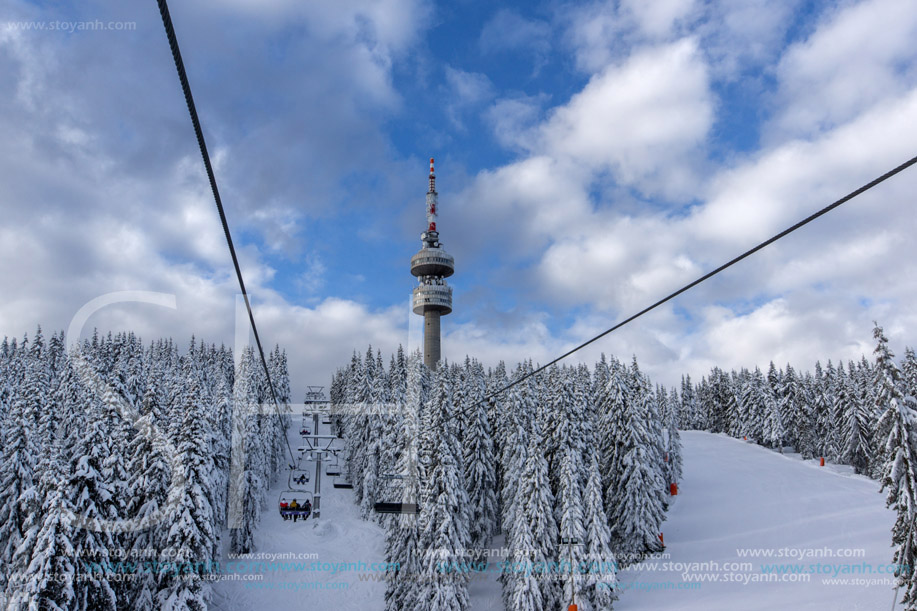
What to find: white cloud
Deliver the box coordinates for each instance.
[480,9,551,54]
[563,0,799,79]
[694,87,917,250]
[697,0,801,78]
[298,253,327,295]
[451,155,593,258]
[445,66,493,106]
[443,66,494,130]
[622,0,698,39]
[443,315,558,370]
[768,0,917,142]
[256,297,408,393]
[479,8,552,74]
[535,211,701,315]
[538,38,712,199]
[562,2,620,74]
[486,94,547,151]
[216,0,429,57]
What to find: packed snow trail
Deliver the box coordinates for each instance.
[616,431,898,610]
[211,417,388,610]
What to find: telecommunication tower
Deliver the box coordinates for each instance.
[410,158,454,370]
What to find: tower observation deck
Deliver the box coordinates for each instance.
[411,158,454,370]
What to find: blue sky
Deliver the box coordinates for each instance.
[2,0,917,398]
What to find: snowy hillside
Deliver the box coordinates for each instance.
[213,427,899,610]
[618,431,897,611]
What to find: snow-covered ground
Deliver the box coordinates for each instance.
[617,431,898,611]
[214,428,899,610]
[211,415,389,610]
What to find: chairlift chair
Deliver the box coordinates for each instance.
[324,456,342,477]
[332,475,353,489]
[289,469,311,490]
[372,472,420,514]
[278,490,313,521]
[373,502,419,515]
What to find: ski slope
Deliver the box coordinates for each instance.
[213,427,900,610]
[211,417,389,611]
[617,431,899,611]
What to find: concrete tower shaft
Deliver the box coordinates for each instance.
[423,310,441,367]
[411,158,453,370]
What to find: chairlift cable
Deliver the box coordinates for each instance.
[482,152,917,403]
[155,0,295,463]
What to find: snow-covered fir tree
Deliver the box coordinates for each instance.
[413,364,471,611]
[384,350,426,611]
[812,361,838,461]
[738,367,767,443]
[604,363,666,565]
[0,380,38,590]
[873,325,917,609]
[156,373,216,610]
[680,374,700,430]
[839,361,873,475]
[66,396,120,611]
[360,350,389,522]
[486,361,510,536]
[229,347,262,554]
[579,449,617,611]
[10,468,77,610]
[461,358,497,556]
[551,368,589,608]
[663,386,683,488]
[597,357,629,519]
[762,362,785,449]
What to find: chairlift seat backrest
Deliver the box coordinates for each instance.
[373,502,419,514]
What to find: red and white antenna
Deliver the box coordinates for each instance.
[427,157,438,232]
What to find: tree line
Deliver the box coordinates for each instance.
[331,347,682,611]
[0,328,291,610]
